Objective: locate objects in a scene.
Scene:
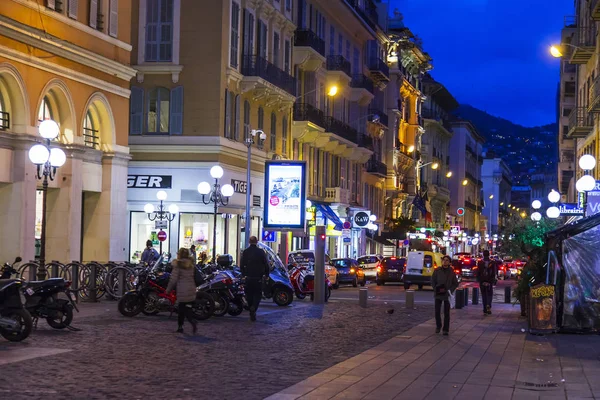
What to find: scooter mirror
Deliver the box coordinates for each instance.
[14,257,22,263]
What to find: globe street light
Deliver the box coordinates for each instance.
[546,206,560,219]
[198,166,234,262]
[548,190,560,204]
[531,212,542,221]
[532,200,542,210]
[244,129,267,249]
[28,120,66,280]
[144,190,178,255]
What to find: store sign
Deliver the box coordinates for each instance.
[231,179,251,194]
[578,192,586,209]
[450,226,461,237]
[558,203,584,216]
[263,161,307,229]
[353,211,371,228]
[586,191,600,217]
[127,175,172,189]
[307,206,316,227]
[253,195,261,207]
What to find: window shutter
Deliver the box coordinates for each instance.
[46,0,56,10]
[129,86,144,135]
[109,0,118,38]
[169,86,184,135]
[234,94,240,141]
[224,89,230,138]
[89,0,98,28]
[68,0,78,18]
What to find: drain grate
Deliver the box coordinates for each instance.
[515,380,561,391]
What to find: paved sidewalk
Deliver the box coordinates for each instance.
[266,304,600,400]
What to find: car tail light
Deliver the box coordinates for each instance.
[376,266,381,272]
[390,257,397,260]
[473,266,478,270]
[350,268,355,273]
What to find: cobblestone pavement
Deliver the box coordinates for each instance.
[0,299,433,400]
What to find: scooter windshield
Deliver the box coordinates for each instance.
[258,243,289,280]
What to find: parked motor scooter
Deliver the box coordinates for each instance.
[0,257,33,342]
[289,263,331,301]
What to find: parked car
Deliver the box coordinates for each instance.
[288,250,338,288]
[403,251,443,290]
[330,258,365,287]
[452,258,478,279]
[376,257,406,285]
[357,255,382,279]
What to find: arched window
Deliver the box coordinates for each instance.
[270,112,277,152]
[147,87,170,133]
[38,96,53,122]
[243,100,250,141]
[83,110,99,149]
[257,107,264,130]
[0,91,7,130]
[281,116,288,155]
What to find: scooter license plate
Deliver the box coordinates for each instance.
[26,288,34,296]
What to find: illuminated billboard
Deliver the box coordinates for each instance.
[263,161,307,229]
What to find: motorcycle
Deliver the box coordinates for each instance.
[0,258,33,342]
[2,257,78,330]
[289,263,332,301]
[118,263,215,320]
[196,255,247,317]
[257,243,294,306]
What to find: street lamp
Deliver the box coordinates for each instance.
[446,171,453,178]
[243,129,267,250]
[28,120,66,280]
[546,189,561,219]
[532,200,542,210]
[531,212,542,221]
[462,179,468,186]
[576,155,597,193]
[198,166,234,262]
[549,43,594,58]
[144,190,178,255]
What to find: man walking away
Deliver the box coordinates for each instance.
[190,245,197,265]
[141,240,159,265]
[478,250,497,315]
[240,236,270,322]
[431,255,459,335]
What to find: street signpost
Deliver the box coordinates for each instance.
[155,220,167,230]
[262,230,276,242]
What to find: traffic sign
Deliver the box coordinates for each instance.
[262,230,276,242]
[342,221,351,230]
[157,230,167,242]
[343,237,351,243]
[457,208,465,216]
[342,229,351,238]
[155,220,167,230]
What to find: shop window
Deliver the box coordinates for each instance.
[178,213,229,262]
[38,96,53,122]
[147,87,170,133]
[129,211,172,262]
[145,0,174,62]
[83,110,99,149]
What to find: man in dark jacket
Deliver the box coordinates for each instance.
[477,250,497,315]
[431,255,459,335]
[240,236,270,322]
[141,240,159,265]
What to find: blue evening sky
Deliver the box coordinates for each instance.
[390,0,573,127]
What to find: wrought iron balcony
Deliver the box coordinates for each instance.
[366,156,387,177]
[350,74,374,94]
[83,127,100,149]
[359,134,373,150]
[0,111,9,130]
[567,107,593,138]
[293,103,327,128]
[294,29,325,57]
[367,58,390,82]
[589,75,600,113]
[326,55,352,78]
[368,108,388,126]
[570,24,596,64]
[324,116,358,144]
[421,108,453,132]
[242,55,296,96]
[344,0,379,30]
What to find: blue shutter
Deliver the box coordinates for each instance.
[130,86,144,135]
[169,86,183,135]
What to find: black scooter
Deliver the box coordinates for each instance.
[0,257,33,341]
[1,258,78,330]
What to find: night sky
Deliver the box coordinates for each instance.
[390,0,573,127]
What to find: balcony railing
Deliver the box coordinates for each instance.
[465,144,477,158]
[350,74,374,94]
[294,29,325,57]
[421,108,453,132]
[589,75,600,113]
[368,108,388,126]
[567,107,593,138]
[367,58,390,81]
[0,111,9,130]
[344,0,379,30]
[359,134,373,150]
[293,103,327,128]
[325,187,350,204]
[83,127,99,149]
[324,116,358,144]
[571,25,596,64]
[242,55,297,96]
[366,156,387,177]
[326,55,352,78]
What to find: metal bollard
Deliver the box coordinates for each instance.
[359,288,368,308]
[118,268,126,298]
[406,290,415,309]
[504,286,511,303]
[72,263,80,304]
[51,262,58,278]
[472,287,479,305]
[455,288,464,309]
[463,287,469,306]
[89,263,97,303]
[28,264,36,282]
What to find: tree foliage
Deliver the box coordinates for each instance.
[386,216,416,237]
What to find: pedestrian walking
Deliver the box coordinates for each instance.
[431,255,459,335]
[190,245,197,265]
[240,236,270,322]
[140,240,159,265]
[166,248,198,334]
[478,250,497,315]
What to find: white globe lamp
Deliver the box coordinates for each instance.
[221,184,234,197]
[38,120,60,140]
[28,144,50,165]
[49,147,66,167]
[531,212,542,221]
[548,190,560,204]
[546,206,560,219]
[144,203,155,214]
[168,204,179,214]
[210,165,224,179]
[576,175,596,192]
[197,182,211,195]
[369,214,377,222]
[531,200,542,210]
[156,190,168,201]
[579,154,596,171]
[306,200,312,208]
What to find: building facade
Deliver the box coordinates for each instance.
[448,121,484,233]
[481,157,512,234]
[0,0,134,263]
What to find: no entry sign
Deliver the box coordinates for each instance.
[157,231,167,242]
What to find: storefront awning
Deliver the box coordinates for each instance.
[315,204,344,231]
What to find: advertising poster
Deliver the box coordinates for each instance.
[528,284,557,333]
[263,161,306,229]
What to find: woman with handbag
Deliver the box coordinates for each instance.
[431,255,459,335]
[166,248,198,334]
